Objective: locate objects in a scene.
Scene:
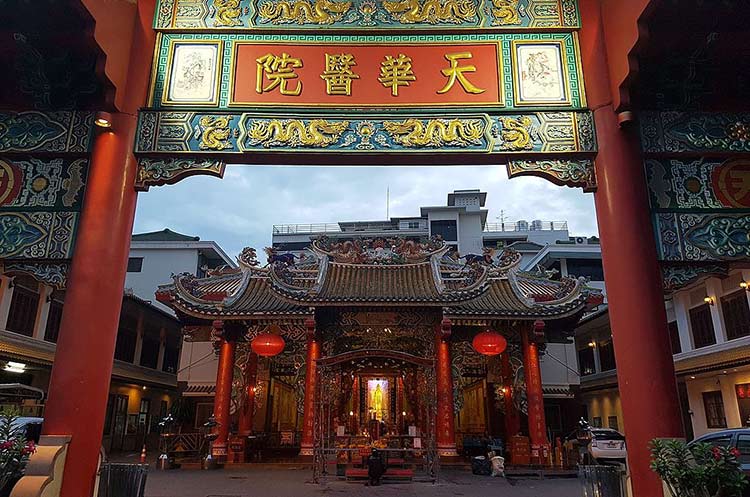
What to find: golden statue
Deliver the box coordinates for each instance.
[373,384,383,418]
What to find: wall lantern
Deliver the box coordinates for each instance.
[250,324,285,357]
[741,281,749,291]
[94,111,113,128]
[472,330,507,356]
[704,296,715,306]
[588,340,596,348]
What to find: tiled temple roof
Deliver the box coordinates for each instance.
[156,237,602,322]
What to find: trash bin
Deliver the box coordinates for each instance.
[97,463,149,497]
[578,465,625,497]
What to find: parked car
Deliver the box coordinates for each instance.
[564,426,627,465]
[588,428,627,464]
[690,429,750,483]
[12,417,43,444]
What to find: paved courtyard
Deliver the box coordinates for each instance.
[144,467,582,497]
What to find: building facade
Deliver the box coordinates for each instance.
[576,269,750,440]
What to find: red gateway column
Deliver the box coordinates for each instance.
[522,324,548,464]
[212,322,237,461]
[579,2,684,495]
[238,350,258,435]
[501,353,521,438]
[435,318,457,456]
[300,317,319,456]
[39,0,157,495]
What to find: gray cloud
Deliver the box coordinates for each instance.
[133,165,598,258]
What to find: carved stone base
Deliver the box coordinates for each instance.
[10,435,70,497]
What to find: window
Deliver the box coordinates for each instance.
[566,259,605,281]
[44,300,64,343]
[430,220,457,241]
[126,257,143,272]
[702,434,732,448]
[6,285,39,337]
[722,290,750,340]
[608,416,619,431]
[599,339,616,372]
[737,434,750,465]
[162,335,180,373]
[592,417,602,428]
[578,347,596,376]
[690,304,716,348]
[702,391,727,429]
[668,321,681,354]
[138,398,151,435]
[139,334,160,369]
[114,314,138,362]
[407,221,421,229]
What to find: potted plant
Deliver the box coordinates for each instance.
[651,438,747,497]
[0,410,36,497]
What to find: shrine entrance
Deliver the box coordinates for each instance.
[313,349,438,483]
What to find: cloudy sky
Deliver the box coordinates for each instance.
[133,165,599,259]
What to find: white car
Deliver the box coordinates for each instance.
[589,428,627,463]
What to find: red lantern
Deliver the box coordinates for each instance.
[251,332,285,357]
[472,330,507,356]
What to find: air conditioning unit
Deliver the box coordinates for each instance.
[575,237,586,245]
[530,219,543,231]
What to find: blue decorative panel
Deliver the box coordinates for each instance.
[641,112,750,154]
[655,213,750,262]
[0,111,93,154]
[0,211,78,259]
[155,0,580,30]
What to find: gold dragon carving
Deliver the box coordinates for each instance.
[489,0,520,25]
[213,0,243,26]
[499,116,533,150]
[382,118,486,147]
[198,116,233,150]
[258,0,352,24]
[246,119,349,147]
[382,0,477,24]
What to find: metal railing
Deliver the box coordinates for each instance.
[273,222,428,235]
[97,463,149,497]
[483,221,568,232]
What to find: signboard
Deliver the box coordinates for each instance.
[136,0,597,192]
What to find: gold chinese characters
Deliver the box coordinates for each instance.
[251,50,489,98]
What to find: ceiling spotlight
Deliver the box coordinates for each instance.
[4,361,25,373]
[94,111,113,128]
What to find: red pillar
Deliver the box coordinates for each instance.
[238,350,258,435]
[39,1,156,495]
[300,317,319,456]
[501,353,521,438]
[522,324,548,464]
[435,318,457,456]
[212,322,237,460]
[41,112,138,496]
[579,2,684,495]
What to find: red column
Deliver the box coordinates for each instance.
[501,353,521,438]
[212,322,236,460]
[41,112,138,497]
[300,317,319,456]
[579,2,683,494]
[237,350,258,435]
[39,1,156,495]
[435,318,457,456]
[522,324,548,464]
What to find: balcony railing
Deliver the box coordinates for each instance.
[483,221,568,232]
[273,222,428,235]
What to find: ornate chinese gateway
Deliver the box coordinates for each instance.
[135,0,596,192]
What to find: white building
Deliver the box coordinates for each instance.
[576,268,750,440]
[272,189,604,439]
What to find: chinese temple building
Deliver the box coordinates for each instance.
[156,236,602,463]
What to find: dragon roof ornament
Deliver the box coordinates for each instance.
[310,234,448,265]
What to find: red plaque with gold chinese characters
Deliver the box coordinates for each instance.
[230,42,503,107]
